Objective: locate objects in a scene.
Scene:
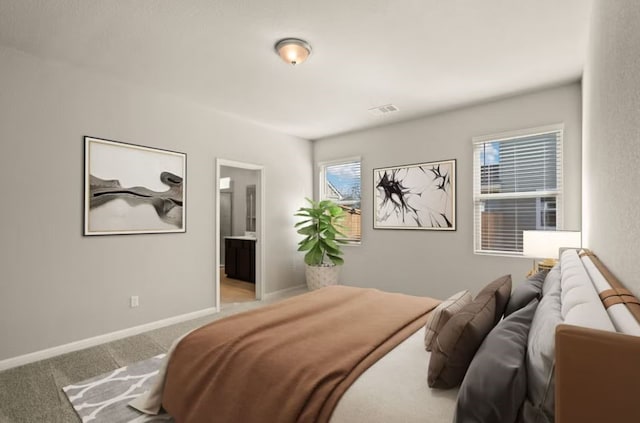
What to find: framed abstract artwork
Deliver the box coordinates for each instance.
[83,136,186,235]
[373,159,456,230]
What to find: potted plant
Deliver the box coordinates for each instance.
[294,198,347,290]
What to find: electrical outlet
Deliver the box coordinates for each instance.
[130,296,139,308]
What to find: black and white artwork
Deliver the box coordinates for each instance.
[374,159,456,230]
[84,136,186,235]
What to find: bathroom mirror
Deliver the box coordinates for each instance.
[246,184,256,232]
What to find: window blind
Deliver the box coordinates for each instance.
[320,159,361,242]
[473,126,563,255]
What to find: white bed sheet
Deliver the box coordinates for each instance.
[331,326,458,423]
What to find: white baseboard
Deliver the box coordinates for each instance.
[263,284,307,300]
[0,306,218,372]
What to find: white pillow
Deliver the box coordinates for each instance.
[581,253,640,335]
[424,290,472,351]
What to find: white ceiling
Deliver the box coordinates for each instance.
[0,0,593,140]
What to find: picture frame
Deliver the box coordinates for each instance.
[373,159,456,230]
[83,136,186,235]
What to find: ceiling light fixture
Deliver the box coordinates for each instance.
[275,38,312,66]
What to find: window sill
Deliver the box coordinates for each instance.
[341,240,361,247]
[474,250,524,259]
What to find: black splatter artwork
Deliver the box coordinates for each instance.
[375,161,455,229]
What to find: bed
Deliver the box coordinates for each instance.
[131,249,640,423]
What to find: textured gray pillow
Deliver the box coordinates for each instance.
[521,265,562,423]
[428,275,512,389]
[424,290,472,351]
[504,270,547,317]
[454,298,539,423]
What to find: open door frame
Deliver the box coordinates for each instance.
[215,158,265,310]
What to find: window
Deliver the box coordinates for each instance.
[319,158,362,243]
[473,125,563,255]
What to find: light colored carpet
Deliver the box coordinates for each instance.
[0,287,307,423]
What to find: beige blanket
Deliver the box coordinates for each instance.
[160,286,439,423]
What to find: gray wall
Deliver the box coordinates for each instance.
[0,46,311,361]
[582,0,640,296]
[313,83,582,300]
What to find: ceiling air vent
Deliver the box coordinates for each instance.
[368,104,400,116]
[369,104,400,116]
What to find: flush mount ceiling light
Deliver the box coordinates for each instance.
[275,38,312,65]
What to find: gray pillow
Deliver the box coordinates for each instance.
[521,265,562,423]
[454,298,539,423]
[504,270,547,317]
[428,275,512,389]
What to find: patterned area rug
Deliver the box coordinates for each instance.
[63,354,173,423]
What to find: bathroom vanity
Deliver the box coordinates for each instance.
[224,236,256,283]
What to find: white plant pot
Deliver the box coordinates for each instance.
[305,264,340,290]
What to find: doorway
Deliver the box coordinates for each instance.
[215,159,264,309]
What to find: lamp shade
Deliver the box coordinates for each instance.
[522,230,582,259]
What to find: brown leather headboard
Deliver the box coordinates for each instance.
[555,324,640,423]
[555,251,640,422]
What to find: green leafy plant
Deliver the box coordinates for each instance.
[295,198,347,266]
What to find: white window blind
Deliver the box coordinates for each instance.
[319,158,361,242]
[473,125,563,255]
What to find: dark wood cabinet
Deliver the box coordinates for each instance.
[224,238,256,283]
